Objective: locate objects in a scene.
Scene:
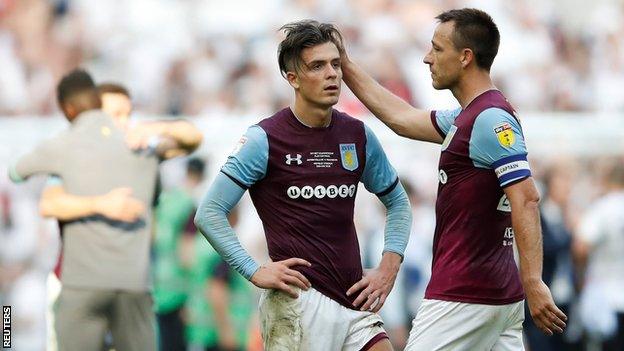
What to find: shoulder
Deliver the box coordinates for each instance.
[471,107,522,140]
[257,108,291,130]
[474,107,518,127]
[333,109,364,127]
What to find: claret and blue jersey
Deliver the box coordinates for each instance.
[426,90,529,305]
[216,107,407,309]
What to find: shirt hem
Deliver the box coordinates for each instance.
[424,292,525,306]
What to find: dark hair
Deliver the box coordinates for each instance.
[56,69,98,105]
[187,157,206,178]
[278,20,343,76]
[97,83,131,99]
[436,8,500,71]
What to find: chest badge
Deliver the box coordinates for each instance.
[339,143,358,171]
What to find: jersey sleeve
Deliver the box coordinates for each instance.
[9,138,64,183]
[220,125,269,189]
[469,108,531,187]
[430,108,462,138]
[361,124,399,195]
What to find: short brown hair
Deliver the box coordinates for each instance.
[278,20,343,77]
[97,83,130,99]
[436,8,500,71]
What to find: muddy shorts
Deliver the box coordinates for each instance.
[259,287,387,351]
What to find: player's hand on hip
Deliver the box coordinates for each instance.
[250,258,312,298]
[95,187,145,222]
[525,279,567,336]
[347,253,401,313]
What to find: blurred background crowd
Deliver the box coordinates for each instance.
[1,0,624,350]
[1,0,624,117]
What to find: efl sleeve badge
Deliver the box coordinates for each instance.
[494,123,515,147]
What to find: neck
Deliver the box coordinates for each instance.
[291,98,333,128]
[451,69,496,109]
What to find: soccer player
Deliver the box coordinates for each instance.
[194,20,412,351]
[339,8,567,350]
[7,70,198,351]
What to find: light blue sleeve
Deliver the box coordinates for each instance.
[361,125,398,195]
[220,125,268,188]
[194,172,260,280]
[469,107,531,187]
[378,182,412,259]
[432,108,462,137]
[361,125,411,258]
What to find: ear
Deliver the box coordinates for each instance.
[286,71,300,90]
[461,48,474,69]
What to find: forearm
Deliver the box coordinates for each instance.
[379,182,412,260]
[512,198,544,285]
[152,120,202,151]
[342,60,436,142]
[194,174,259,280]
[40,190,100,221]
[343,61,413,131]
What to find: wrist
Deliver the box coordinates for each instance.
[91,196,104,215]
[521,276,543,288]
[380,251,402,272]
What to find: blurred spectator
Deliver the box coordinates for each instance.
[185,207,254,351]
[1,0,624,117]
[525,164,584,351]
[575,162,624,351]
[153,158,207,351]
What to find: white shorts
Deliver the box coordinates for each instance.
[405,299,525,351]
[258,287,387,351]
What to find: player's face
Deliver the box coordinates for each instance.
[289,42,342,108]
[423,21,463,90]
[101,93,132,130]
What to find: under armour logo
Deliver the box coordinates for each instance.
[285,154,302,165]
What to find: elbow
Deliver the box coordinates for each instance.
[526,188,541,208]
[193,210,204,233]
[194,202,219,236]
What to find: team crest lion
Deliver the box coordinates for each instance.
[339,143,358,171]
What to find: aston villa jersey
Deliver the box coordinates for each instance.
[426,90,529,305]
[221,107,399,308]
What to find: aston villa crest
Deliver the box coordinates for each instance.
[339,143,358,171]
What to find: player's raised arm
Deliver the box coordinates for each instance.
[194,125,311,298]
[340,51,442,144]
[347,125,412,312]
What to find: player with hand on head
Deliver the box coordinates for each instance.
[194,20,412,351]
[340,8,566,350]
